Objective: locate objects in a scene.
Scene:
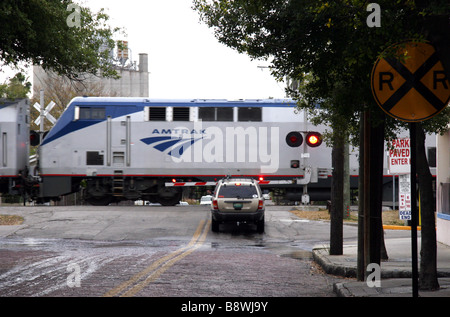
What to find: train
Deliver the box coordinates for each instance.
[0,97,437,206]
[0,99,31,197]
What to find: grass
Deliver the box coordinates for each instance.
[0,215,24,226]
[0,208,405,227]
[290,208,406,226]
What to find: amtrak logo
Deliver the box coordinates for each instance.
[140,134,203,158]
[139,125,280,173]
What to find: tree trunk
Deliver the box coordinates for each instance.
[416,123,440,291]
[330,132,344,255]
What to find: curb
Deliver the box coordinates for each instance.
[312,247,357,278]
[312,246,450,279]
[383,225,421,230]
[333,282,354,297]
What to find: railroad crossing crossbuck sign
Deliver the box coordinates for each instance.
[371,42,449,122]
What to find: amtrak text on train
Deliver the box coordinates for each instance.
[150,123,280,173]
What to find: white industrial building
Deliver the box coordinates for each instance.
[33,41,149,98]
[437,126,450,246]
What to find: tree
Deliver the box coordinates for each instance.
[0,73,31,99]
[193,0,449,289]
[0,0,121,81]
[31,69,120,132]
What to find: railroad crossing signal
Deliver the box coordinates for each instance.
[33,101,57,125]
[371,42,449,122]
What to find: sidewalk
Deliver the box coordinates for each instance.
[313,234,450,297]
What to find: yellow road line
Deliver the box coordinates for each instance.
[103,219,210,297]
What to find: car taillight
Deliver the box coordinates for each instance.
[258,200,264,210]
[212,200,218,210]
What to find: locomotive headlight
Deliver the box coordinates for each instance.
[286,131,303,147]
[305,132,323,147]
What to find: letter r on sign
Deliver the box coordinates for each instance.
[379,72,394,90]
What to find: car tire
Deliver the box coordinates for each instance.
[256,217,265,233]
[211,218,220,232]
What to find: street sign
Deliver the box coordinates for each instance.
[388,138,410,174]
[398,174,411,220]
[369,41,450,297]
[371,42,450,122]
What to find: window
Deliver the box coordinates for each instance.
[217,108,233,121]
[86,151,104,165]
[173,107,190,121]
[238,107,261,122]
[218,185,258,198]
[441,183,450,215]
[198,107,215,121]
[199,107,233,121]
[427,147,436,168]
[78,107,106,120]
[148,107,166,121]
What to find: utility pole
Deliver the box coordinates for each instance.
[39,89,44,144]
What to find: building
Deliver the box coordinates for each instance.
[98,53,149,97]
[33,41,149,98]
[437,126,450,246]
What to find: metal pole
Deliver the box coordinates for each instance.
[410,122,419,297]
[363,111,371,277]
[40,89,44,144]
[393,175,396,210]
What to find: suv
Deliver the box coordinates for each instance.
[211,178,265,233]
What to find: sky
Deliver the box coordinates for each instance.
[0,0,286,100]
[84,0,286,100]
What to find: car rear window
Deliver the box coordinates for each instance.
[217,185,258,198]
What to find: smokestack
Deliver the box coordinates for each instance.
[139,53,148,73]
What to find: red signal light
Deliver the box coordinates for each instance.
[308,135,319,145]
[30,130,40,146]
[306,132,322,147]
[286,131,303,147]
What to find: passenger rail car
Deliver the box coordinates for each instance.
[0,99,30,196]
[37,97,339,205]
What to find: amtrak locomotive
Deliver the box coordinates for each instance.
[36,97,337,205]
[0,97,436,206]
[0,99,30,197]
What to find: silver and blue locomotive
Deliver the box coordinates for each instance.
[36,97,336,205]
[0,99,30,196]
[0,97,437,206]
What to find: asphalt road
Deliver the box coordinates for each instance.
[0,204,364,299]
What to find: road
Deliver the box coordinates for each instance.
[0,205,360,299]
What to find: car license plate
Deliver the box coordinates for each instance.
[233,202,243,210]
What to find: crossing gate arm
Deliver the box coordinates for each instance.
[164,168,315,187]
[165,181,218,187]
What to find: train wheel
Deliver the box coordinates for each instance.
[156,187,182,206]
[157,196,181,206]
[86,196,113,206]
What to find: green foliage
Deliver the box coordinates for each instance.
[193,0,450,142]
[0,72,31,99]
[0,0,122,80]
